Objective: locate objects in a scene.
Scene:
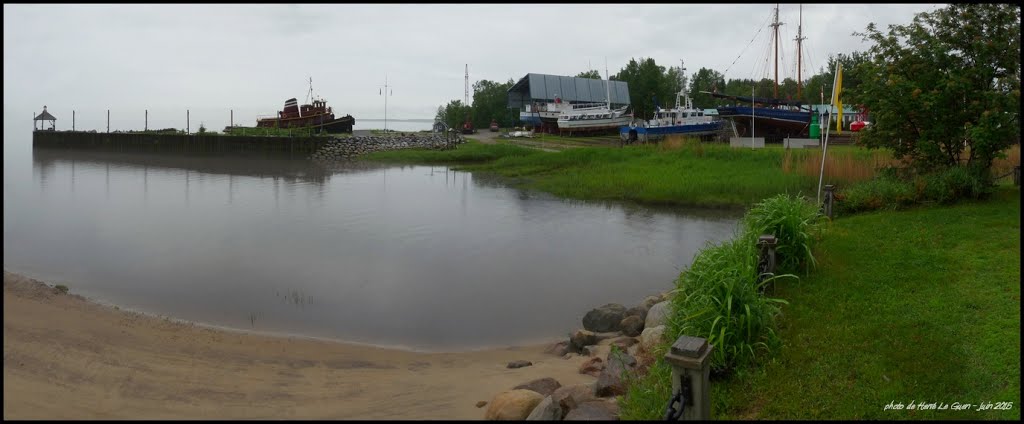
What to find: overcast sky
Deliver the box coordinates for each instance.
[4,3,942,131]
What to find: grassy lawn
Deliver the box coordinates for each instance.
[708,187,1020,420]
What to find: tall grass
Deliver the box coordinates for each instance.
[741,194,824,275]
[782,147,898,186]
[668,236,793,374]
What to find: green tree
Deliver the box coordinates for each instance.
[689,67,727,108]
[435,100,472,130]
[855,3,1020,174]
[471,78,515,128]
[614,57,671,120]
[576,70,601,79]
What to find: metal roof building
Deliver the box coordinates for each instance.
[507,73,631,109]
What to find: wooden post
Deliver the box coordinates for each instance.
[757,234,778,293]
[145,109,148,132]
[823,184,835,219]
[663,336,713,420]
[230,109,233,128]
[107,109,110,133]
[73,110,75,131]
[187,109,190,134]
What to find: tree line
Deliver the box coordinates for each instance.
[435,53,872,128]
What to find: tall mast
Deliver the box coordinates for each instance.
[605,58,611,110]
[795,4,806,99]
[769,4,784,98]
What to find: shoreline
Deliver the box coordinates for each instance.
[2,271,596,419]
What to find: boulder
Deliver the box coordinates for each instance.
[578,357,604,377]
[570,330,598,351]
[514,377,562,397]
[564,399,619,420]
[507,360,533,369]
[645,301,672,329]
[525,396,562,420]
[639,325,666,356]
[595,352,637,398]
[485,389,544,420]
[552,383,597,415]
[641,295,662,310]
[545,341,570,357]
[624,306,648,323]
[582,303,627,333]
[619,315,644,337]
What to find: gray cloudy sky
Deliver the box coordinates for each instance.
[4,3,941,131]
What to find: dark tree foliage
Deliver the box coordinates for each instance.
[854,4,1020,173]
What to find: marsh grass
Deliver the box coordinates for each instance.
[741,194,824,275]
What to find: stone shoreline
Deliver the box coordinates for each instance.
[482,290,676,420]
[310,133,466,161]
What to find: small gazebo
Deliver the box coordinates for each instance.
[34,105,56,131]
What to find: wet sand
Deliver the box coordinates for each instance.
[3,271,595,419]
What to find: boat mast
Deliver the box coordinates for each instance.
[677,59,688,111]
[795,4,805,99]
[604,58,611,111]
[769,4,784,98]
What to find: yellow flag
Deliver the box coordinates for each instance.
[833,64,843,134]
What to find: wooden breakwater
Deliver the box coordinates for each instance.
[32,130,329,156]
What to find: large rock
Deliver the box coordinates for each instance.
[645,301,672,329]
[485,389,545,420]
[571,330,618,352]
[619,315,644,337]
[641,295,662,310]
[552,383,597,414]
[582,303,627,333]
[545,341,570,357]
[564,400,619,420]
[570,330,598,351]
[595,351,637,398]
[514,377,562,397]
[638,325,666,356]
[525,395,562,421]
[578,357,604,377]
[624,306,649,323]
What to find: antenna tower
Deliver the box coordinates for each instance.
[464,64,469,105]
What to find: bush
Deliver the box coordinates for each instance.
[836,175,916,214]
[742,194,823,275]
[921,166,991,204]
[668,237,792,374]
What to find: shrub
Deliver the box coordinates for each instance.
[742,193,823,275]
[668,237,792,374]
[836,175,916,214]
[921,166,992,204]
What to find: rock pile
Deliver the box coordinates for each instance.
[483,290,677,420]
[309,133,465,161]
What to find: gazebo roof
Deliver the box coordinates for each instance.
[34,107,56,121]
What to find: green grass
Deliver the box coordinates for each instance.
[622,187,1021,420]
[366,140,842,208]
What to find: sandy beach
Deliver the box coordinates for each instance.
[2,271,596,419]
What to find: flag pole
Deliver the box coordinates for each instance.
[817,64,840,204]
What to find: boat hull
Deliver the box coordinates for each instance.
[257,114,355,134]
[619,121,724,139]
[717,106,811,140]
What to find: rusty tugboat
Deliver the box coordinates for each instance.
[256,78,355,133]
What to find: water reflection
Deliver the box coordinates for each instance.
[8,146,742,351]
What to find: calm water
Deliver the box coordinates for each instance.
[3,121,741,351]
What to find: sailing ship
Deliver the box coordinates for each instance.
[619,60,724,142]
[256,78,355,133]
[709,4,814,143]
[556,64,633,134]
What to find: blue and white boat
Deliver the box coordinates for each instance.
[620,60,723,142]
